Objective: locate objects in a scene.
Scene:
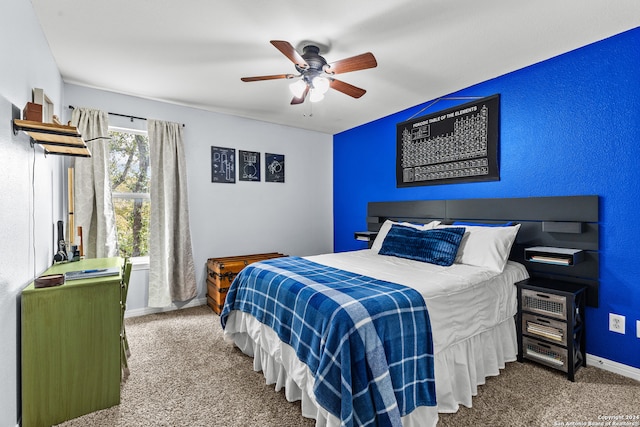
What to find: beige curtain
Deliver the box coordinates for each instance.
[148,119,197,307]
[70,108,118,258]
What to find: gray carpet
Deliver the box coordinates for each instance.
[56,305,639,427]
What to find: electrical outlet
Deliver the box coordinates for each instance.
[609,313,625,334]
[637,320,640,338]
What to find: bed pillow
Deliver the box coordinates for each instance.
[371,219,440,253]
[378,224,465,266]
[449,223,521,272]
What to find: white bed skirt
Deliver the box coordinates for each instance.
[224,310,518,426]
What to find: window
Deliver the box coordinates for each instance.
[108,127,150,258]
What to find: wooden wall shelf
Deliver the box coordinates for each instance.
[13,119,91,157]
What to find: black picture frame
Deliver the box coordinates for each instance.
[396,94,500,187]
[211,146,236,183]
[265,153,285,183]
[239,150,261,182]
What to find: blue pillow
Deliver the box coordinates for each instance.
[379,224,466,266]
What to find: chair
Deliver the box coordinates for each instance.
[121,259,133,381]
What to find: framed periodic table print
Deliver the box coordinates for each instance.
[396,94,500,187]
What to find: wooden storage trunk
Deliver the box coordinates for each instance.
[206,252,286,314]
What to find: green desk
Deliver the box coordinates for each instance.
[22,257,123,427]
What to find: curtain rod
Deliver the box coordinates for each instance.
[68,105,185,127]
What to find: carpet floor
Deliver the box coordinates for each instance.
[56,305,640,427]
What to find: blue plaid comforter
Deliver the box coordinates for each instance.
[220,256,436,427]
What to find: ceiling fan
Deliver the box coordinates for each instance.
[241,40,377,105]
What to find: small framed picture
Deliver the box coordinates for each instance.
[265,153,285,183]
[211,146,236,183]
[239,150,261,182]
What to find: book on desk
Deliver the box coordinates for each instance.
[64,267,121,281]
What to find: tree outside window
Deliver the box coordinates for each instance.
[108,128,150,258]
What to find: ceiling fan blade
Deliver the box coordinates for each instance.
[290,85,310,105]
[270,40,309,69]
[329,79,367,98]
[325,52,377,75]
[241,74,295,82]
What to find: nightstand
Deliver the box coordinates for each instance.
[516,278,587,381]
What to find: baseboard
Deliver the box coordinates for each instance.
[586,353,640,381]
[124,297,208,318]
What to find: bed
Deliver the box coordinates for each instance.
[220,196,600,427]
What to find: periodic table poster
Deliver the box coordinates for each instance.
[396,94,500,187]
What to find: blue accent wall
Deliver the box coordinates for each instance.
[334,27,640,369]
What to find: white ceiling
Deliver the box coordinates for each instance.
[31,0,640,135]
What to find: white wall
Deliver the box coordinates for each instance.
[0,2,332,424]
[0,1,65,426]
[63,84,334,310]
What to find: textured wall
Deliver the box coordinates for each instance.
[334,28,640,369]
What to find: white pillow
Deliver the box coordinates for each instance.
[444,224,521,272]
[371,219,440,253]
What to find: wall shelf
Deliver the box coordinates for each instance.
[525,246,584,266]
[13,119,91,157]
[354,231,378,242]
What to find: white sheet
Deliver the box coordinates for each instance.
[306,250,528,353]
[223,250,529,426]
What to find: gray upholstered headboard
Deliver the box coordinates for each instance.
[367,195,599,307]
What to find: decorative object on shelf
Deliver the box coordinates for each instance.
[23,102,42,122]
[211,146,236,183]
[396,94,500,187]
[13,119,91,157]
[265,153,285,183]
[32,88,54,123]
[239,150,261,182]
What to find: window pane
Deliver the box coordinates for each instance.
[113,197,150,258]
[109,129,150,258]
[109,131,150,193]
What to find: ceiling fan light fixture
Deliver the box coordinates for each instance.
[312,76,330,94]
[289,80,307,98]
[309,89,325,103]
